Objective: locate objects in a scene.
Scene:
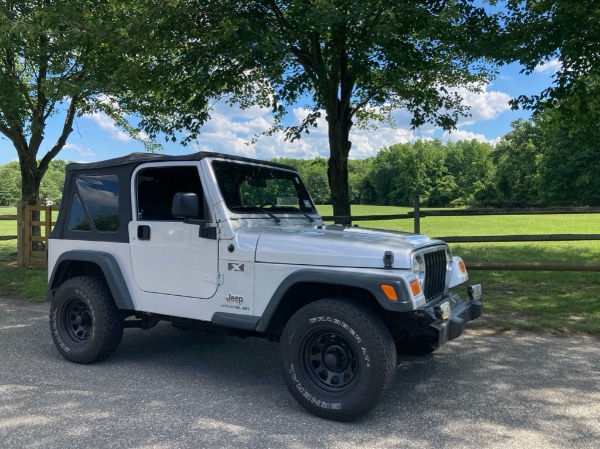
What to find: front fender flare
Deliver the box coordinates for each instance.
[255,269,413,333]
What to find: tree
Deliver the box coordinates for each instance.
[444,140,495,205]
[368,140,446,206]
[274,157,331,204]
[0,1,153,205]
[124,1,503,223]
[0,162,20,206]
[507,0,600,121]
[491,119,542,206]
[535,83,600,206]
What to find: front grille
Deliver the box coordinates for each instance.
[424,250,447,300]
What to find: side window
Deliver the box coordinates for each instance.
[68,194,92,231]
[75,175,120,232]
[136,166,205,221]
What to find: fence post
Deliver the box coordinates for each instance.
[16,201,26,267]
[413,195,421,234]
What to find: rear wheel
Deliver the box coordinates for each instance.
[49,276,124,364]
[280,298,396,421]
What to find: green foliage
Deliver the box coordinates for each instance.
[368,140,446,206]
[0,160,66,205]
[359,139,496,207]
[0,162,20,206]
[273,158,331,204]
[0,1,166,204]
[117,0,504,218]
[428,175,459,208]
[507,0,600,117]
[535,78,600,206]
[444,140,495,204]
[491,119,543,206]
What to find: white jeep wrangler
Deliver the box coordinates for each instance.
[47,152,482,421]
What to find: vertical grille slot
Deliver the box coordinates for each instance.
[424,250,446,300]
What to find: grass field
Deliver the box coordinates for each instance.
[1,205,599,334]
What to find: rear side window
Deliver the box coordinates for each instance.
[71,175,120,232]
[68,194,92,231]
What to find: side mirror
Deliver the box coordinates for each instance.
[172,192,200,218]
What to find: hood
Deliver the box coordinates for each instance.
[253,225,446,269]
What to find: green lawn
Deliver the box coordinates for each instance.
[2,205,599,334]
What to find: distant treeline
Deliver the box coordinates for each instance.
[0,160,67,206]
[279,117,600,208]
[2,115,598,208]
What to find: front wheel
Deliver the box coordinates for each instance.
[49,276,124,364]
[280,298,396,421]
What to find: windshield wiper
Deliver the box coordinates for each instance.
[263,205,315,223]
[254,207,281,224]
[292,208,315,222]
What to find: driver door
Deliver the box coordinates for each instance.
[128,163,219,299]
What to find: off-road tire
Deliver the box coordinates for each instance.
[50,276,124,364]
[280,298,396,421]
[395,335,437,356]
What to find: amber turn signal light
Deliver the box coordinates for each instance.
[409,279,422,296]
[380,284,398,301]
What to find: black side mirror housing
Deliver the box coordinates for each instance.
[172,192,200,218]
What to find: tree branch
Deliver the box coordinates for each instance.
[350,83,391,117]
[38,98,78,175]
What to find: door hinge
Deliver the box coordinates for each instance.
[202,273,224,285]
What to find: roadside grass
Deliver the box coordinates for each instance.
[2,205,599,334]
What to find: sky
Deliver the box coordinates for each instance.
[0,60,559,166]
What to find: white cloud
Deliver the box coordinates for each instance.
[63,143,96,157]
[83,111,151,143]
[534,59,561,74]
[85,112,131,142]
[442,129,497,144]
[74,80,509,161]
[453,84,512,125]
[190,103,426,160]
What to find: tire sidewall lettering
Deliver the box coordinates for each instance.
[51,287,97,355]
[283,311,377,412]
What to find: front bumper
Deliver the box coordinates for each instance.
[407,285,482,349]
[430,286,482,347]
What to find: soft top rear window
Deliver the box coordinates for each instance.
[75,175,120,232]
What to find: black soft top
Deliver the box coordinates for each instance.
[66,151,295,172]
[52,151,297,244]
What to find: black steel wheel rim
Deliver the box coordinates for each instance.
[63,298,92,343]
[301,330,359,394]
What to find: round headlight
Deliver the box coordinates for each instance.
[413,254,426,287]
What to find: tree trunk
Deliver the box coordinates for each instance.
[20,157,42,206]
[326,109,353,225]
[19,157,43,254]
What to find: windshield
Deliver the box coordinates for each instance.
[212,160,317,214]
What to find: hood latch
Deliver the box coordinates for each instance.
[383,251,394,270]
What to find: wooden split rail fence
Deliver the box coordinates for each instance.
[1,198,599,270]
[323,197,600,272]
[0,202,59,268]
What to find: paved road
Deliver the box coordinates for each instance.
[1,298,599,449]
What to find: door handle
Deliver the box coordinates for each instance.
[137,225,151,240]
